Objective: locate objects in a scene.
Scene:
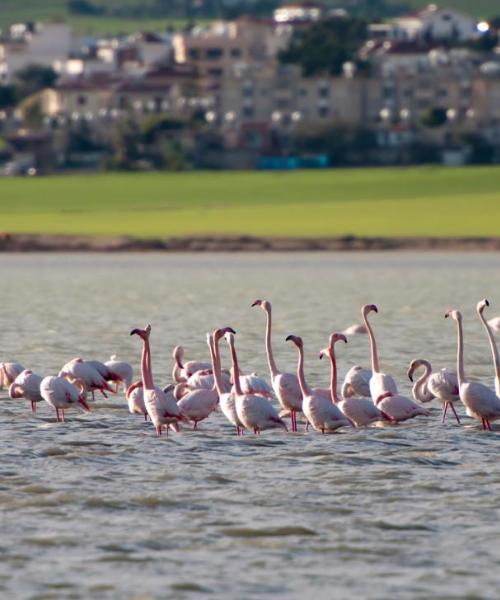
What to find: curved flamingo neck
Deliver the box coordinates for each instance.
[478,309,500,391]
[295,344,311,397]
[455,316,466,388]
[210,336,225,394]
[228,338,244,396]
[141,336,154,390]
[264,305,279,378]
[414,362,432,402]
[329,347,340,404]
[363,311,380,373]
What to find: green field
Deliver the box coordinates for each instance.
[1,166,500,238]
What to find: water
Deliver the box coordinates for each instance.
[1,252,500,599]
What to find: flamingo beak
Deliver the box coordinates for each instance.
[225,327,236,334]
[130,328,140,336]
[251,300,260,307]
[407,369,414,382]
[285,335,294,343]
[486,299,490,307]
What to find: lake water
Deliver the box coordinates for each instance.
[1,252,500,599]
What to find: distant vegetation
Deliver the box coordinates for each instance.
[0,0,499,34]
[1,166,499,238]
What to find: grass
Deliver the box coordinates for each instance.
[1,166,500,238]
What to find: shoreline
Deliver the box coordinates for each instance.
[2,234,500,252]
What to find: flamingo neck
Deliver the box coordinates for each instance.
[141,337,154,390]
[210,336,225,394]
[264,306,279,378]
[455,317,466,387]
[414,361,432,402]
[329,348,340,404]
[478,309,500,390]
[126,380,143,399]
[296,345,311,397]
[228,338,244,396]
[363,311,380,373]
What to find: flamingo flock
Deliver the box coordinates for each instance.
[2,299,500,435]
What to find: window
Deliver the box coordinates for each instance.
[318,107,330,118]
[318,86,329,98]
[230,48,242,58]
[188,48,200,60]
[77,95,87,106]
[207,68,223,77]
[243,107,254,119]
[206,48,223,60]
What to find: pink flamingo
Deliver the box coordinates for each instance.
[252,299,302,432]
[40,375,90,422]
[212,327,243,435]
[126,380,148,420]
[446,305,500,431]
[321,334,389,427]
[0,362,24,389]
[341,366,372,399]
[8,369,43,413]
[408,359,460,424]
[477,299,500,398]
[172,346,211,382]
[130,324,185,436]
[226,331,287,434]
[104,356,133,393]
[59,358,114,400]
[286,334,351,433]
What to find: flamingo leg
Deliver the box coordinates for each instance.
[486,419,492,432]
[442,403,449,423]
[61,409,65,422]
[449,403,461,424]
[31,400,36,413]
[156,425,162,436]
[56,408,60,422]
[144,413,148,421]
[481,417,486,430]
[193,421,198,431]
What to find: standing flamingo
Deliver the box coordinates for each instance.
[130,325,185,436]
[477,299,500,398]
[126,380,148,420]
[40,375,90,422]
[104,356,133,393]
[252,299,302,432]
[8,369,43,413]
[321,334,388,427]
[226,331,287,434]
[286,335,351,433]
[407,359,460,424]
[59,358,114,400]
[341,366,372,399]
[212,328,243,435]
[445,305,500,431]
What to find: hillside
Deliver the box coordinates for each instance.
[0,0,498,35]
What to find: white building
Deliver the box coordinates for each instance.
[394,5,479,42]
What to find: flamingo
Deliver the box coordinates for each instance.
[130,324,185,436]
[342,323,368,336]
[126,380,148,420]
[212,328,243,435]
[226,331,287,434]
[176,335,220,430]
[407,359,460,424]
[477,299,500,398]
[185,369,232,393]
[341,366,372,399]
[172,346,212,382]
[104,356,133,393]
[0,362,24,389]
[40,375,90,422]
[286,334,351,433]
[8,369,43,413]
[445,304,500,431]
[487,316,500,333]
[362,304,398,403]
[59,358,114,400]
[252,299,302,432]
[321,334,389,427]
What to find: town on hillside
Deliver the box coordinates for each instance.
[0,2,499,174]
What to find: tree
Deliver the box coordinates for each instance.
[420,107,447,128]
[279,17,368,77]
[14,64,58,100]
[0,85,17,110]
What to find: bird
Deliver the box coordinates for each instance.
[445,303,500,431]
[321,334,389,427]
[185,368,232,393]
[172,345,212,383]
[211,327,243,435]
[104,356,133,393]
[252,299,303,432]
[362,304,398,404]
[130,325,186,436]
[59,358,114,401]
[477,299,500,398]
[176,334,220,430]
[487,316,500,333]
[8,369,43,413]
[226,330,287,434]
[40,375,90,422]
[407,359,460,424]
[126,379,148,420]
[286,334,351,433]
[342,323,368,336]
[341,365,372,399]
[0,362,24,390]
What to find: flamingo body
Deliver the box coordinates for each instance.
[341,366,372,399]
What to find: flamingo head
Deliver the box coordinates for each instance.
[224,331,236,346]
[330,333,347,347]
[251,299,270,311]
[318,347,330,360]
[362,304,378,317]
[407,359,429,382]
[130,324,151,341]
[172,345,184,366]
[445,309,462,322]
[214,327,236,341]
[477,298,490,315]
[286,334,303,348]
